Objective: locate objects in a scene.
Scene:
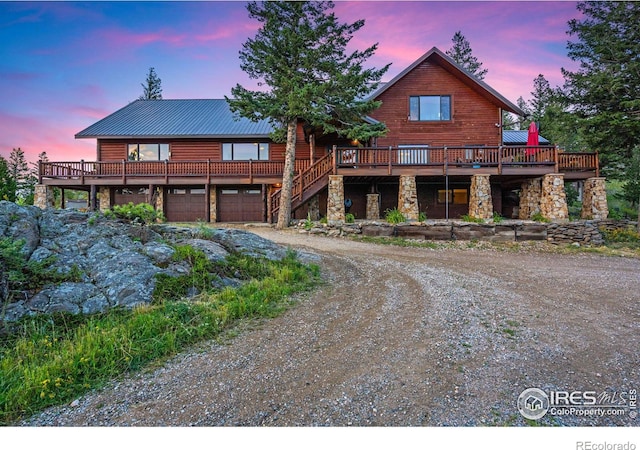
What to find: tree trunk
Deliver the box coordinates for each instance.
[276,120,297,229]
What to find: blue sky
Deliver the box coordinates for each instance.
[0,1,582,164]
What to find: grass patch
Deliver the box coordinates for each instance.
[384,208,406,224]
[0,250,319,425]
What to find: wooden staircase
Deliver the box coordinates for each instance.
[270,152,334,220]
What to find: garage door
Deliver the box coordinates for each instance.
[114,187,148,206]
[166,187,207,222]
[217,186,264,222]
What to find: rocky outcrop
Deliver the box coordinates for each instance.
[0,201,289,322]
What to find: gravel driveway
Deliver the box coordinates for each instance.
[20,230,640,426]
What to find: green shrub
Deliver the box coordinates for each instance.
[418,212,427,222]
[345,213,355,224]
[600,228,640,243]
[460,214,484,223]
[531,212,550,223]
[105,202,165,225]
[385,208,406,224]
[492,212,504,223]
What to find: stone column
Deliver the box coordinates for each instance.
[581,177,608,220]
[540,174,569,221]
[209,185,217,222]
[398,175,419,221]
[154,187,165,219]
[518,178,542,219]
[33,185,54,209]
[98,187,111,212]
[366,193,380,220]
[468,174,493,220]
[327,175,345,223]
[307,193,320,221]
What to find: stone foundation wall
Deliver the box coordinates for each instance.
[327,175,345,223]
[519,178,541,219]
[307,194,320,221]
[294,219,638,246]
[98,187,111,212]
[209,185,217,222]
[540,174,568,221]
[398,175,419,220]
[468,174,493,220]
[33,185,54,209]
[581,177,608,220]
[366,193,380,220]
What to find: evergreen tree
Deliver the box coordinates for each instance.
[8,148,36,203]
[0,156,17,202]
[139,67,163,100]
[445,31,488,80]
[561,1,640,207]
[227,1,389,228]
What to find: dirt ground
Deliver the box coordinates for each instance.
[20,230,640,426]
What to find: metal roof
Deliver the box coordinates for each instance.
[75,99,274,139]
[502,129,550,145]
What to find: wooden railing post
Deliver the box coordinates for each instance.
[122,159,126,184]
[595,150,600,177]
[388,146,392,175]
[498,146,502,175]
[249,159,253,184]
[164,159,169,184]
[207,159,211,185]
[80,159,85,184]
[554,145,559,173]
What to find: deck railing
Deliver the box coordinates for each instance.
[334,146,598,174]
[39,159,311,183]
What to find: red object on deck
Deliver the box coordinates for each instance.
[525,121,539,155]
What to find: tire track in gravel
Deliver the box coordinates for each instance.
[19,229,640,426]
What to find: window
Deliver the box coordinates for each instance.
[398,144,429,164]
[409,95,451,121]
[437,189,468,205]
[128,144,169,161]
[222,143,269,160]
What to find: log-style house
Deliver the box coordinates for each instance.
[36,47,606,223]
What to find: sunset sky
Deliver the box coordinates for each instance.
[0,1,583,165]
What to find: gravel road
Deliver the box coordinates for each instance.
[20,230,640,426]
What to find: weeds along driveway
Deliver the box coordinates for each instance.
[21,230,640,426]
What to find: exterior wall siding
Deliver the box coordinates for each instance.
[370,60,502,147]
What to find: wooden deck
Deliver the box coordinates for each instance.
[38,146,599,187]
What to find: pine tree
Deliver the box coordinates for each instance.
[8,148,36,204]
[227,1,389,229]
[0,156,17,202]
[139,67,163,100]
[562,1,640,211]
[446,31,488,80]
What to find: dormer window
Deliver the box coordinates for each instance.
[409,95,451,121]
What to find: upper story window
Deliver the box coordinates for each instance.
[223,143,269,160]
[409,95,451,121]
[128,143,169,161]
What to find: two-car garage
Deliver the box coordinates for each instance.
[111,185,266,222]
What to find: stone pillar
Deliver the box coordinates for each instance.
[398,175,419,221]
[98,187,111,212]
[154,187,165,219]
[33,184,54,209]
[518,178,542,219]
[209,185,217,222]
[307,193,320,221]
[366,193,380,220]
[540,174,569,221]
[327,175,345,223]
[581,177,608,220]
[468,174,493,220]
